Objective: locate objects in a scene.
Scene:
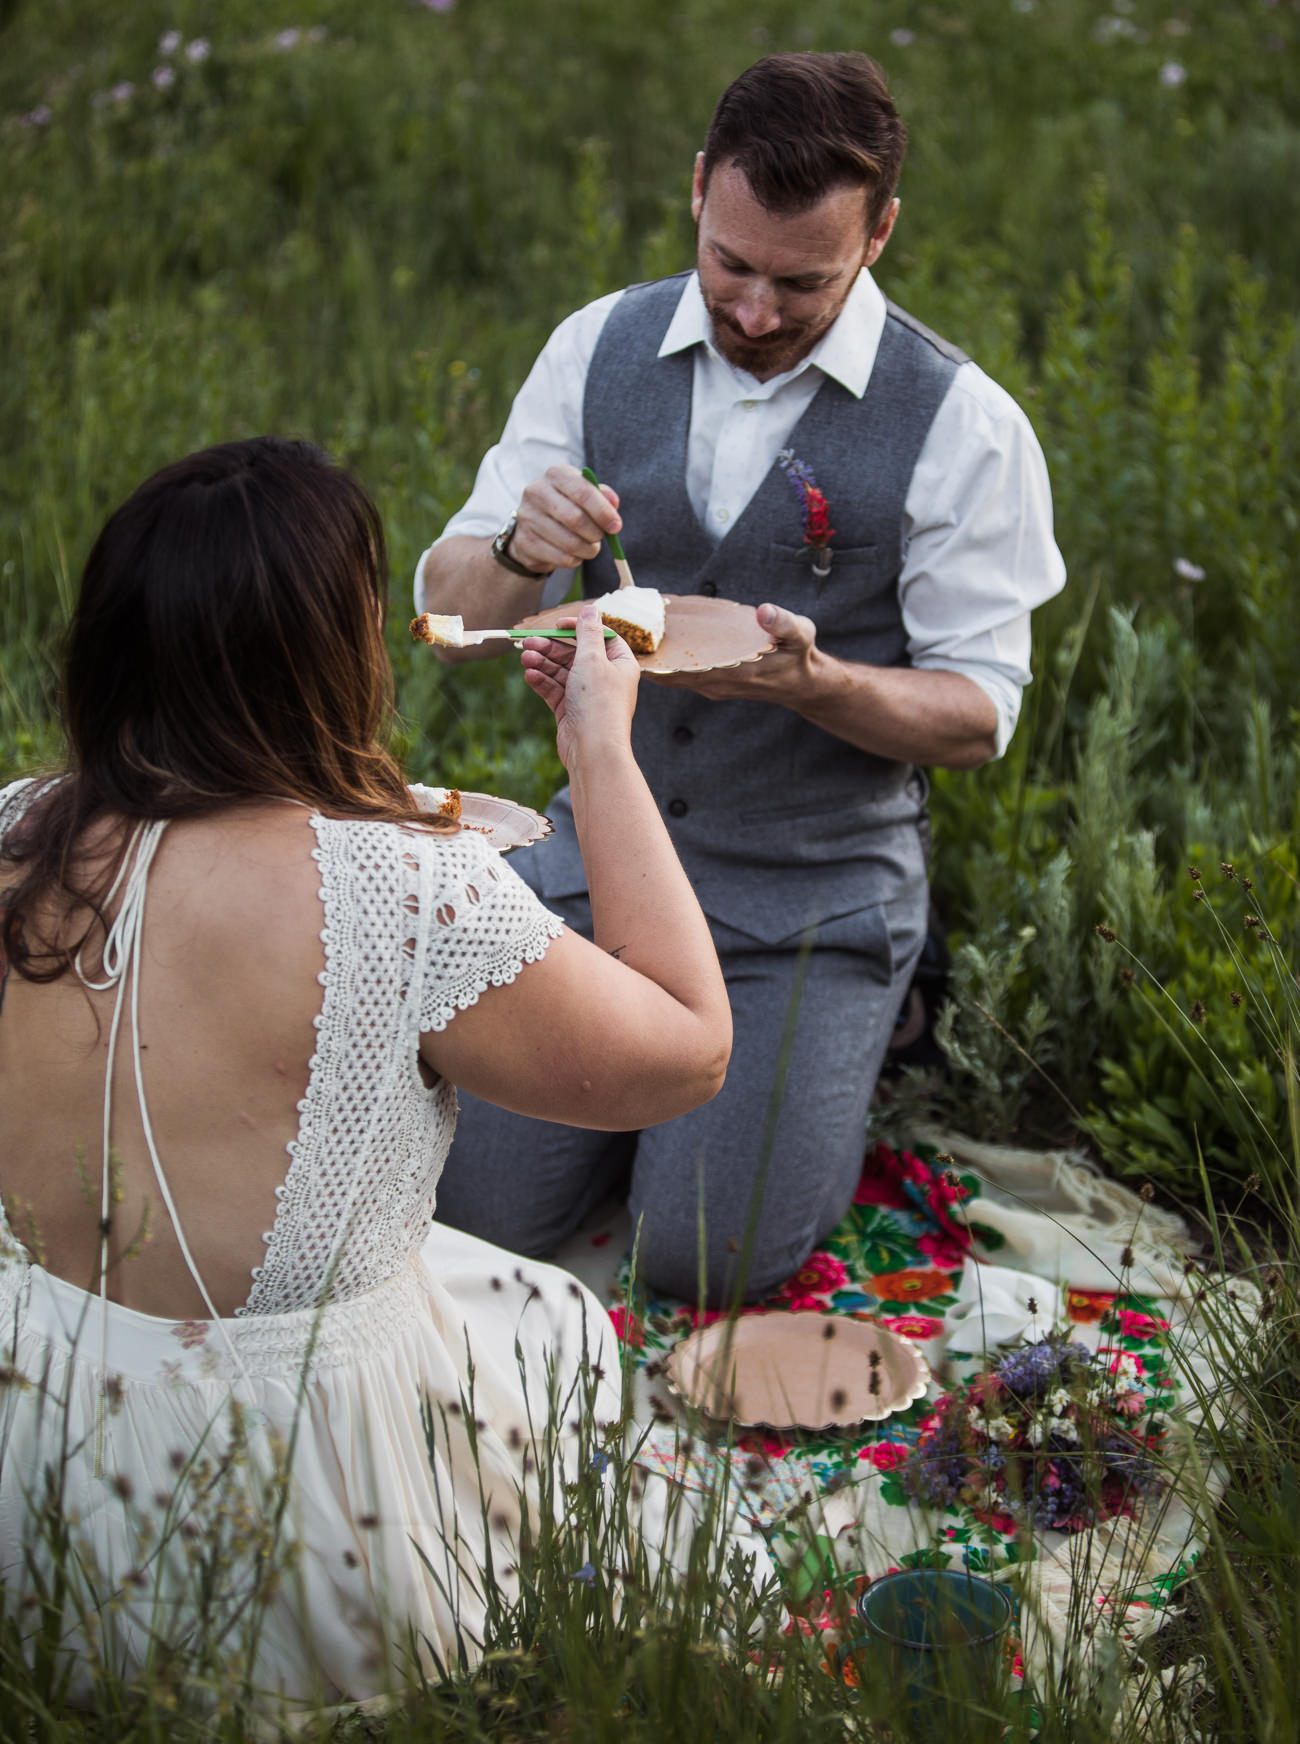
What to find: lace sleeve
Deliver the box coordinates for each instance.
[415,830,566,1035]
[0,777,41,841]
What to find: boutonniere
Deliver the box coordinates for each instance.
[777,449,836,578]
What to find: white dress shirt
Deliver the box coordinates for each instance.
[422,269,1066,756]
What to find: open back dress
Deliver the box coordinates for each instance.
[0,777,622,1706]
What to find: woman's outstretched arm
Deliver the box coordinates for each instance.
[419,600,731,1130]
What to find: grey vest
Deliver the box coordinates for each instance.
[530,274,967,943]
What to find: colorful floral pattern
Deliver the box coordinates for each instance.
[1067,1289,1116,1323]
[879,1314,945,1341]
[608,1139,1190,1636]
[869,1267,956,1301]
[1114,1308,1171,1338]
[607,1306,643,1348]
[775,1250,849,1310]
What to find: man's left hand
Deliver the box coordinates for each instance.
[646,602,818,705]
[646,598,1001,768]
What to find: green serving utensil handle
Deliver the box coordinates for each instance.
[509,626,615,640]
[581,466,627,562]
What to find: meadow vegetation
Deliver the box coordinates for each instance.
[2,0,1299,1735]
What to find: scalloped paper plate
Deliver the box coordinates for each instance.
[515,593,776,676]
[409,785,553,853]
[665,1312,931,1431]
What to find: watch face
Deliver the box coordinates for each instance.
[490,513,549,579]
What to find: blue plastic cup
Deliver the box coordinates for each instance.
[845,1569,1015,1742]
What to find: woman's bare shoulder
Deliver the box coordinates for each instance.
[145,806,329,968]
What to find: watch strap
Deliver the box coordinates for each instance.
[491,514,553,581]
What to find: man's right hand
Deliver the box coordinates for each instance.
[510,465,622,576]
[418,466,623,661]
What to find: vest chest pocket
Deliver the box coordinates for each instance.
[769,539,885,571]
[767,539,904,638]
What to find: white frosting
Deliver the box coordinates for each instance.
[594,586,665,649]
[409,783,460,817]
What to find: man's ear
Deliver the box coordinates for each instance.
[691,152,705,223]
[865,197,901,269]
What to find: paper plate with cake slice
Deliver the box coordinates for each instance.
[409,784,553,853]
[515,591,776,676]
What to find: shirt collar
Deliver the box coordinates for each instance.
[657,268,887,400]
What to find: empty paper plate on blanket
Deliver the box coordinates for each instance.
[665,1313,931,1431]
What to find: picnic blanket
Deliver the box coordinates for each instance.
[553,1132,1252,1692]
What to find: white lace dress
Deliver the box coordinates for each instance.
[0,782,622,1706]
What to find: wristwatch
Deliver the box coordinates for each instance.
[490,513,553,581]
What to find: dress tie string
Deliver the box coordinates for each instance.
[78,821,253,1467]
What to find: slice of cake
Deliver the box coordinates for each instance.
[410,612,467,648]
[409,783,463,822]
[594,586,666,655]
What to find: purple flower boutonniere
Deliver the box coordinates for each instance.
[777,449,836,578]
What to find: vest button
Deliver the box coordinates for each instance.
[672,725,694,746]
[667,798,688,819]
[699,581,718,597]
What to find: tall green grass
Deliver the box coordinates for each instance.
[4,0,1300,1733]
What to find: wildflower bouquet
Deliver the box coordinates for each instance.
[903,1334,1166,1532]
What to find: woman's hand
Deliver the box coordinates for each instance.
[519,599,640,770]
[424,596,730,1131]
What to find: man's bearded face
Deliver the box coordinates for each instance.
[692,161,892,382]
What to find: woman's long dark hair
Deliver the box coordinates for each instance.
[1,436,447,985]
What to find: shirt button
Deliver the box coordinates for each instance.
[699,581,718,597]
[673,725,694,745]
[667,798,688,819]
[742,399,756,410]
[714,506,730,524]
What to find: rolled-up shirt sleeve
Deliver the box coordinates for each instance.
[414,291,623,612]
[900,366,1066,757]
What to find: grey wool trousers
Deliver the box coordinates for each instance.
[433,883,927,1307]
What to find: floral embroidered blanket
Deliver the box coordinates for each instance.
[554,1131,1248,1687]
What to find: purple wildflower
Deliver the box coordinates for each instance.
[902,1416,969,1509]
[996,1339,1083,1397]
[777,448,819,499]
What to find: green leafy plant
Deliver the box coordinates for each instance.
[1088,851,1300,1194]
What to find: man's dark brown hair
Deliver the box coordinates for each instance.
[702,52,907,229]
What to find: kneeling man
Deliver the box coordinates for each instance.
[415,51,1065,1303]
